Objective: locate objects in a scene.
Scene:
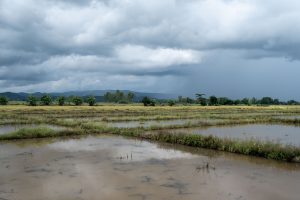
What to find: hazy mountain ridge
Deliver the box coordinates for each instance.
[0,90,178,101]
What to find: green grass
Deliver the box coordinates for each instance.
[111,129,300,162]
[0,126,83,140]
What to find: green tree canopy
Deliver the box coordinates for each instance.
[72,96,83,106]
[27,96,38,106]
[86,96,96,106]
[57,96,65,106]
[0,96,8,105]
[41,95,52,105]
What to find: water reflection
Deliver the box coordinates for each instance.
[164,124,300,146]
[0,124,66,135]
[107,119,221,128]
[1,135,300,200]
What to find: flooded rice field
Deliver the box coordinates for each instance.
[273,115,300,120]
[1,135,300,200]
[162,124,300,146]
[107,119,221,128]
[0,124,66,135]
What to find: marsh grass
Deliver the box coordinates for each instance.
[111,129,300,162]
[0,126,83,140]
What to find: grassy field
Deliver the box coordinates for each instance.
[1,105,300,162]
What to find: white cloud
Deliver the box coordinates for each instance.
[1,0,300,96]
[115,45,202,68]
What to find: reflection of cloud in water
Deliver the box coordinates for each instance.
[47,136,197,161]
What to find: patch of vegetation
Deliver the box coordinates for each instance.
[104,90,135,103]
[142,96,156,106]
[27,96,38,106]
[72,96,83,106]
[86,96,96,106]
[41,95,52,105]
[0,96,8,105]
[57,96,65,106]
[0,126,82,140]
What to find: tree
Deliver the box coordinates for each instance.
[86,96,96,106]
[187,97,195,104]
[234,99,241,105]
[104,90,128,103]
[142,96,151,106]
[195,93,205,99]
[115,90,124,102]
[104,92,112,102]
[195,93,207,106]
[209,96,218,105]
[167,100,175,106]
[273,99,280,105]
[57,96,65,106]
[218,97,234,105]
[127,92,135,102]
[178,96,183,103]
[142,96,155,106]
[41,95,52,105]
[0,96,8,105]
[287,100,298,105]
[260,97,273,105]
[27,96,38,106]
[250,97,257,105]
[72,96,83,106]
[241,98,250,105]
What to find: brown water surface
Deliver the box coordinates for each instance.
[107,119,221,128]
[0,135,300,200]
[166,124,300,146]
[0,124,66,135]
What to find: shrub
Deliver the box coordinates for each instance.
[0,96,8,105]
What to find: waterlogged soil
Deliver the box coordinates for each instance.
[164,124,300,146]
[1,136,300,200]
[107,119,221,128]
[0,124,66,135]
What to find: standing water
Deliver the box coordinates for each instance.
[164,124,300,146]
[0,135,300,200]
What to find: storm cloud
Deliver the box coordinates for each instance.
[1,0,300,99]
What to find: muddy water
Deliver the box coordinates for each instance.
[0,124,66,135]
[107,119,221,128]
[167,124,300,146]
[1,136,300,200]
[273,115,300,120]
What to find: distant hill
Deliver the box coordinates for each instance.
[0,90,178,102]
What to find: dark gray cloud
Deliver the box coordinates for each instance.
[0,0,300,99]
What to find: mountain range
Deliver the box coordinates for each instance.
[0,90,178,101]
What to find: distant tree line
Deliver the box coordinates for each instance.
[0,92,299,106]
[104,90,135,103]
[176,94,300,106]
[26,95,97,106]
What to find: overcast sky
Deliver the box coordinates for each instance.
[1,0,300,99]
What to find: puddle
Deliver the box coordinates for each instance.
[163,124,300,146]
[0,135,300,200]
[107,119,221,128]
[0,124,66,135]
